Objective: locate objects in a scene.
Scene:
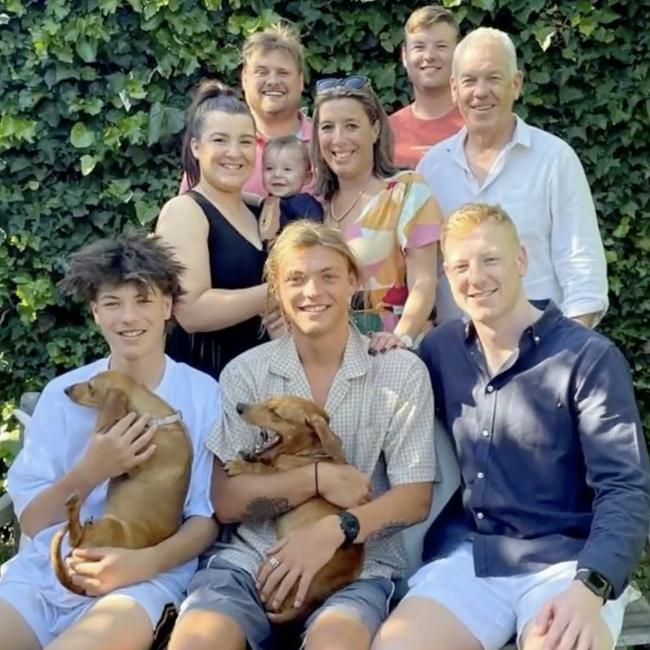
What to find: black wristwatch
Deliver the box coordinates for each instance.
[574,568,612,602]
[337,511,360,549]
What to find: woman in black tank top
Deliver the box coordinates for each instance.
[156,81,275,379]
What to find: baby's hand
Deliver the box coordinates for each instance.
[260,196,281,243]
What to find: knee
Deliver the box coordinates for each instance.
[304,612,371,650]
[168,610,246,650]
[371,618,405,650]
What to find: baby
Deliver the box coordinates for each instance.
[259,135,324,246]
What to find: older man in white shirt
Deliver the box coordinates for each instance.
[417,27,608,327]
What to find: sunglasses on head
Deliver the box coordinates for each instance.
[315,75,370,94]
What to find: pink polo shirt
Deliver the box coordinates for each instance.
[179,111,313,197]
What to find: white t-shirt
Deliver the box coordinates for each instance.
[417,116,609,324]
[3,355,219,608]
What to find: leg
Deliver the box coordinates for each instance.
[0,599,42,650]
[305,609,371,650]
[372,597,483,650]
[304,577,394,650]
[169,558,271,650]
[169,610,247,650]
[374,543,516,650]
[45,595,153,650]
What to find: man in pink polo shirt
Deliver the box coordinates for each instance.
[390,6,464,169]
[180,24,312,196]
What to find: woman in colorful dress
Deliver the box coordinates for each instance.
[311,76,442,348]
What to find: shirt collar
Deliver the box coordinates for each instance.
[448,114,532,167]
[464,299,563,347]
[269,326,371,380]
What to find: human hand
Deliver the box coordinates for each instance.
[367,331,408,355]
[257,516,344,613]
[65,546,158,596]
[79,413,157,485]
[263,304,288,339]
[259,196,281,243]
[534,581,605,650]
[317,463,372,509]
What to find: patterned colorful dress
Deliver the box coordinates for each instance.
[341,170,442,333]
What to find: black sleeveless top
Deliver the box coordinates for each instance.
[165,190,268,379]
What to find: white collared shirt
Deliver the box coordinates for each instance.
[417,116,609,324]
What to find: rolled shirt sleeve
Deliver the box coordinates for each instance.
[549,144,609,321]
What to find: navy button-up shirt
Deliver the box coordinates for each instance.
[420,301,650,598]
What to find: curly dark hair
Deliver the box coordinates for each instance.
[59,232,186,304]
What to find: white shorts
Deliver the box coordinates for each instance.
[0,575,175,648]
[406,542,630,650]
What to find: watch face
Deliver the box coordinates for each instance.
[589,572,609,591]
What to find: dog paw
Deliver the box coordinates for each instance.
[224,458,252,476]
[65,491,80,507]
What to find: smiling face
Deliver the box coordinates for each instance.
[276,244,358,340]
[443,219,527,328]
[91,282,172,369]
[190,110,256,192]
[317,97,379,181]
[451,40,522,137]
[262,144,310,197]
[403,22,457,93]
[242,48,304,120]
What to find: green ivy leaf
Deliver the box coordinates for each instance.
[80,154,97,176]
[70,122,96,148]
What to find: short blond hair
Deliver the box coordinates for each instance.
[264,221,361,303]
[442,203,519,255]
[405,5,458,38]
[242,23,304,74]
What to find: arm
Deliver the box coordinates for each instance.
[66,515,218,596]
[395,243,437,340]
[208,361,372,524]
[573,344,650,597]
[572,312,599,329]
[17,411,155,538]
[550,146,609,324]
[257,356,436,612]
[155,196,268,333]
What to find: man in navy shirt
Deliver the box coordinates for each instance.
[373,203,650,650]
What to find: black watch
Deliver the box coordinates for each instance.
[574,568,612,602]
[337,511,360,549]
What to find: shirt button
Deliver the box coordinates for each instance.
[476,512,485,520]
[481,430,489,438]
[477,472,485,479]
[486,385,494,393]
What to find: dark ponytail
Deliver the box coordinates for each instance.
[181,80,255,189]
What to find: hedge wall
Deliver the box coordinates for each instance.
[1,0,649,474]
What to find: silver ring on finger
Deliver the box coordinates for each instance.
[268,556,280,569]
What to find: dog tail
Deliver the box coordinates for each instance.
[50,524,85,596]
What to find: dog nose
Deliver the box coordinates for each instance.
[63,386,71,396]
[236,402,246,415]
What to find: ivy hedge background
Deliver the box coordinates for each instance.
[1,0,649,483]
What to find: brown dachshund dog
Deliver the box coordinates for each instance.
[224,395,364,620]
[50,370,192,595]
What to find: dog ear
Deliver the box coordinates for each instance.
[307,414,346,463]
[95,388,131,432]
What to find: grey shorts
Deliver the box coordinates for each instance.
[180,557,394,650]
